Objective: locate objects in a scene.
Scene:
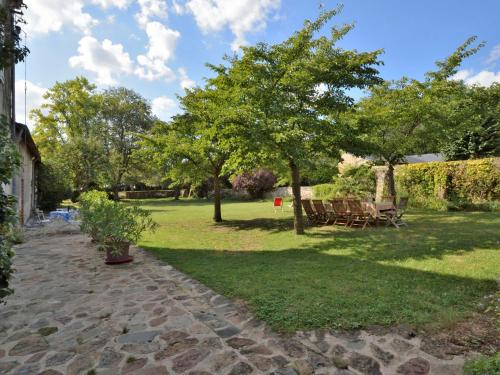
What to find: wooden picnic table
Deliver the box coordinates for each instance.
[362,202,396,226]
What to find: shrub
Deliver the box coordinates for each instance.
[464,352,500,375]
[232,169,277,199]
[313,165,376,199]
[0,115,20,302]
[313,183,338,200]
[79,190,113,240]
[79,190,157,253]
[396,158,500,210]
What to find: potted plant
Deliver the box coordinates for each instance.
[79,191,157,264]
[79,190,111,242]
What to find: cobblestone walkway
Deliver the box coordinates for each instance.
[0,230,472,374]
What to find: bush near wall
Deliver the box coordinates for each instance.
[313,184,338,200]
[396,158,500,210]
[313,165,376,200]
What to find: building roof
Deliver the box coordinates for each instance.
[14,122,40,161]
[404,153,444,164]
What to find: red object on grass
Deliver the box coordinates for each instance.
[273,197,283,212]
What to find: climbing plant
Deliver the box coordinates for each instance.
[0,115,20,302]
[0,1,29,69]
[0,1,28,303]
[396,158,500,210]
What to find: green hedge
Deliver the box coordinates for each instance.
[396,158,500,210]
[313,184,338,200]
[313,165,376,200]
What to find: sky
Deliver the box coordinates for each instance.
[15,0,500,128]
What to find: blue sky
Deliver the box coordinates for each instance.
[16,0,500,128]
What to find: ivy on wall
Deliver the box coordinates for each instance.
[0,2,29,69]
[0,115,20,302]
[396,158,500,210]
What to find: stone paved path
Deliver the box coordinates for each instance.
[0,229,474,374]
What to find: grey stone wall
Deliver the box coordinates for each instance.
[263,186,313,199]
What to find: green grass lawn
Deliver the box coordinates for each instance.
[132,198,500,332]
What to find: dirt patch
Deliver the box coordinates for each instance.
[420,313,499,359]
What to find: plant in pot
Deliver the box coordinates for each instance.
[79,190,111,242]
[97,203,158,264]
[80,190,157,264]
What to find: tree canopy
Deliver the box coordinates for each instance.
[32,77,155,198]
[142,79,251,221]
[350,37,486,199]
[215,6,383,233]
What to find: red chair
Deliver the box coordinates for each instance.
[273,197,283,212]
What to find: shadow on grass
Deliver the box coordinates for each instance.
[143,244,496,332]
[219,217,294,233]
[124,198,216,207]
[217,210,499,261]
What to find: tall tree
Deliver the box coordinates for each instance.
[441,83,500,160]
[221,7,383,234]
[351,37,484,200]
[144,84,248,222]
[101,87,154,199]
[32,77,106,191]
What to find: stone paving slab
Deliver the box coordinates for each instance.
[0,230,475,374]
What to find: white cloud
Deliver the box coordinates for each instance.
[25,0,97,36]
[144,21,180,61]
[15,80,47,129]
[134,22,180,82]
[185,0,281,51]
[152,96,179,120]
[69,36,133,85]
[135,0,168,28]
[178,67,195,90]
[485,44,500,65]
[452,69,500,87]
[92,0,132,9]
[135,55,176,81]
[172,0,186,14]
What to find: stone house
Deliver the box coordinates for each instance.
[3,122,40,224]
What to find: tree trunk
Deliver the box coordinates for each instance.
[386,164,396,204]
[289,159,305,235]
[173,186,180,200]
[113,185,120,201]
[213,175,222,222]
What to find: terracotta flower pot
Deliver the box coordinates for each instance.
[105,241,133,265]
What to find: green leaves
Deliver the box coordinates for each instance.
[0,2,29,69]
[0,116,19,302]
[427,36,485,81]
[226,8,383,168]
[32,78,155,194]
[79,190,158,247]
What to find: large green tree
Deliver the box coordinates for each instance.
[32,77,106,192]
[441,83,500,160]
[351,37,484,199]
[33,79,155,199]
[101,87,155,199]
[144,83,249,222]
[220,7,383,234]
